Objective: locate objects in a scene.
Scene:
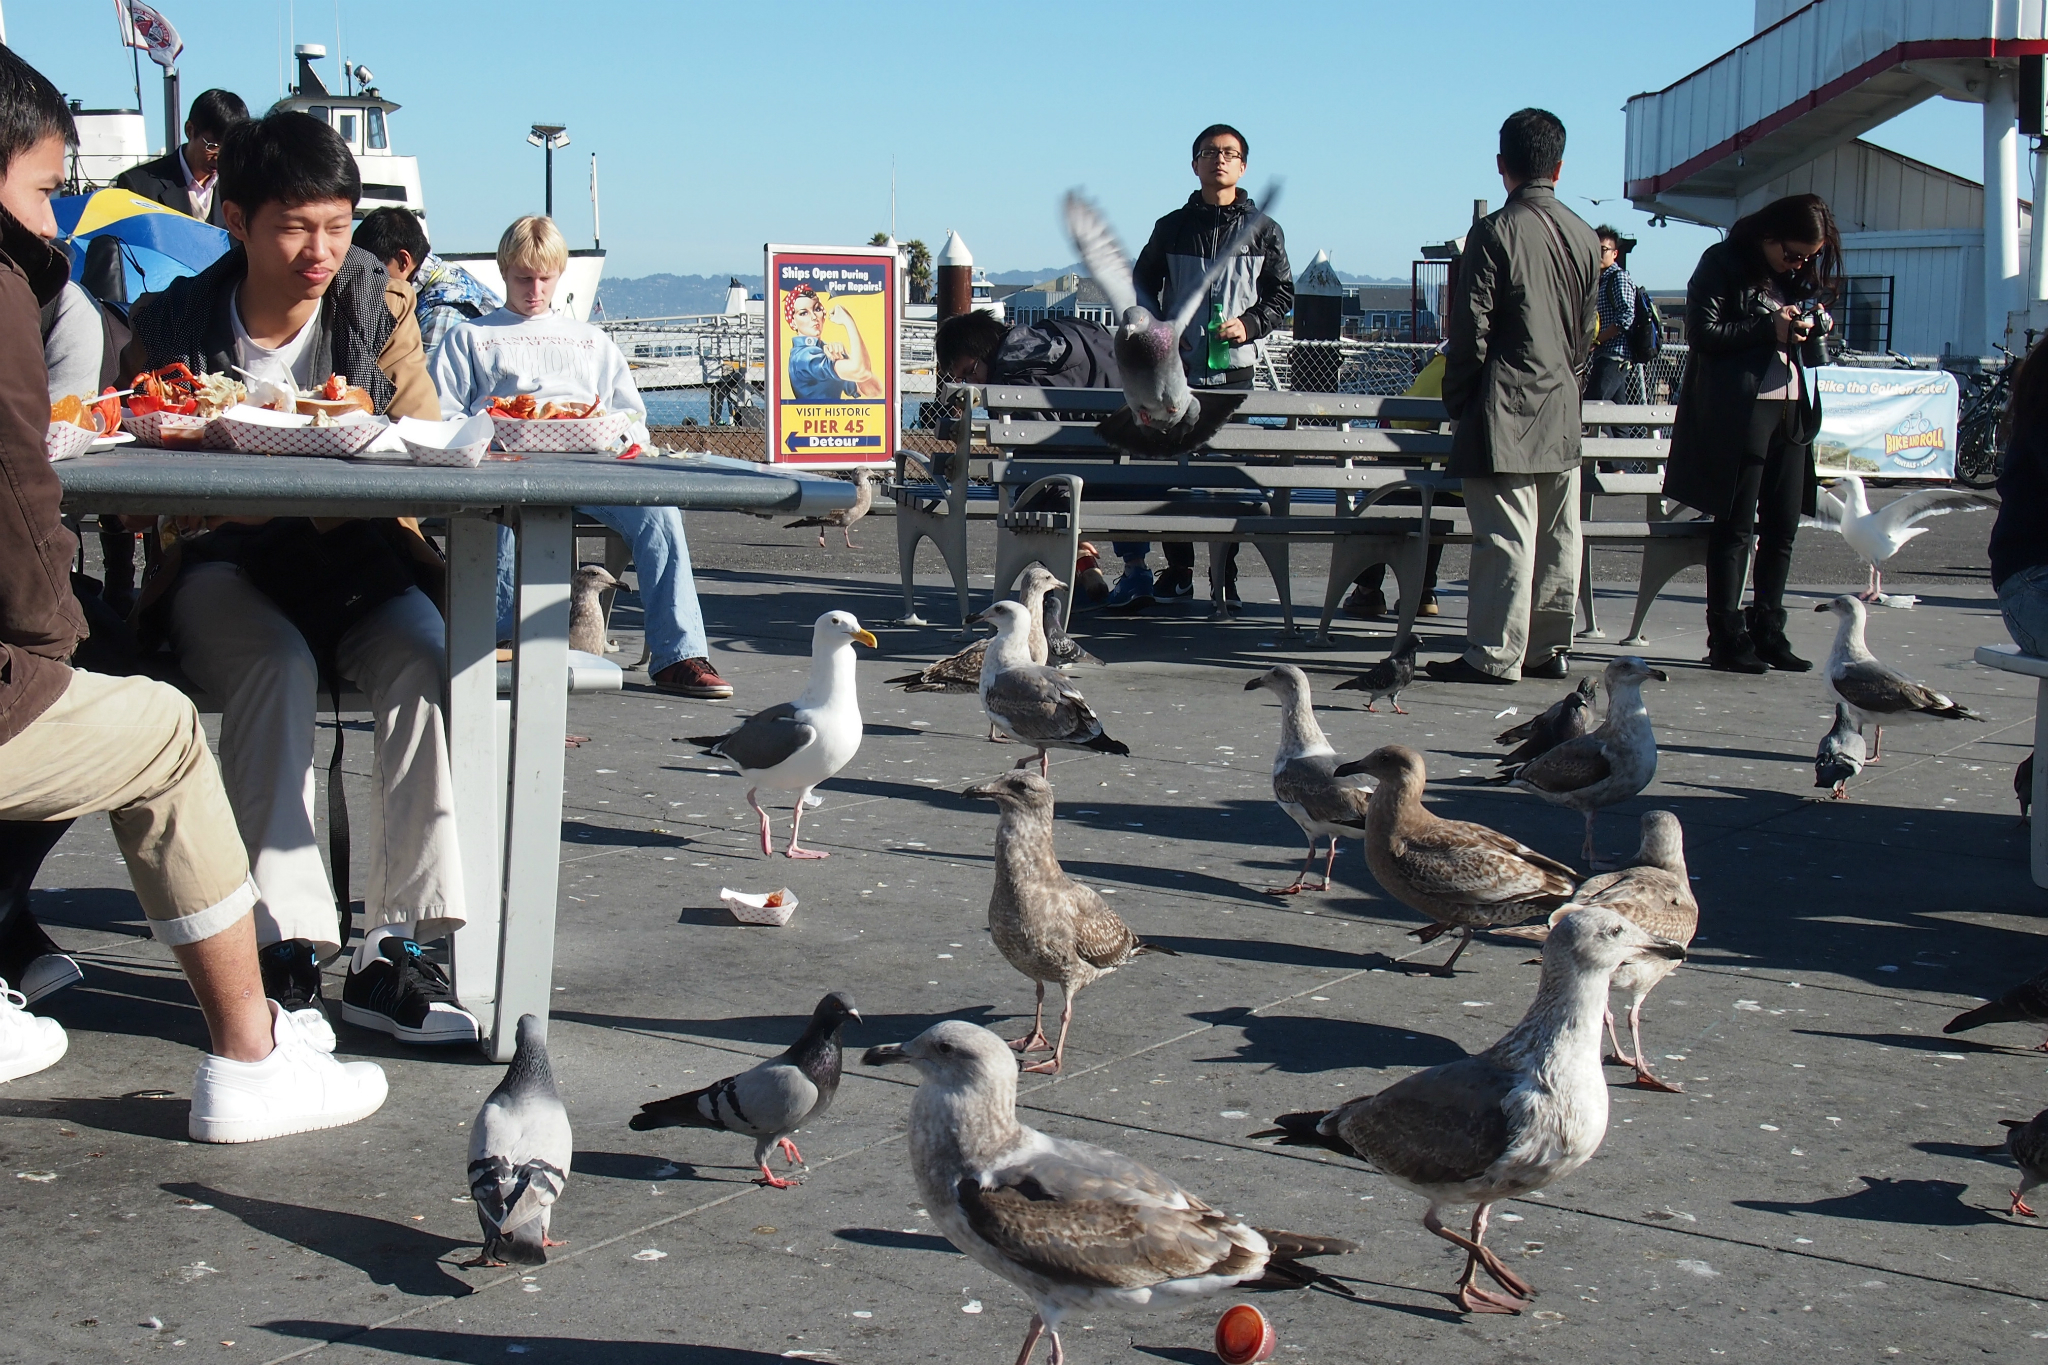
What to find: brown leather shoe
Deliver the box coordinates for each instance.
[652,657,734,698]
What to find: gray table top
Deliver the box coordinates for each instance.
[55,448,857,518]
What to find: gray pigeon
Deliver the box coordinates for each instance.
[1944,965,2048,1049]
[1814,703,1866,799]
[466,1014,572,1267]
[1063,184,1281,458]
[630,991,860,1187]
[1334,634,1419,713]
[2000,1107,2048,1216]
[1494,677,1597,774]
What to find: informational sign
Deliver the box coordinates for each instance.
[764,244,897,466]
[1811,366,1959,480]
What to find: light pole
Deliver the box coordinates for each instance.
[526,123,569,218]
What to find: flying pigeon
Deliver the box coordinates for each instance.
[1999,1107,2048,1216]
[1063,184,1281,458]
[567,564,619,657]
[1503,656,1666,865]
[977,599,1129,777]
[785,467,876,549]
[683,611,877,857]
[866,1020,1358,1362]
[1245,665,1369,894]
[1809,473,1994,601]
[466,1014,572,1267]
[1817,595,1983,761]
[1334,634,1419,713]
[1944,964,2048,1050]
[1814,702,1867,799]
[1255,907,1684,1315]
[630,992,860,1187]
[1494,677,1597,774]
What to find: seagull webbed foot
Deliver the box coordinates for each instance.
[1630,1071,1684,1093]
[1009,1032,1053,1053]
[784,845,830,859]
[755,1167,803,1189]
[542,1235,568,1247]
[1019,1057,1062,1075]
[460,1253,508,1268]
[1455,1282,1529,1315]
[1264,880,1322,896]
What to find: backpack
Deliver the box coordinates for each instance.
[1626,284,1663,363]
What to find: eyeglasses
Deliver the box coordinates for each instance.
[1195,147,1245,164]
[196,137,221,153]
[1774,243,1817,268]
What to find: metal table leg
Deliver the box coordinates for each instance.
[445,515,503,1019]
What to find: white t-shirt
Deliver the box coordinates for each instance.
[429,307,646,421]
[230,287,322,391]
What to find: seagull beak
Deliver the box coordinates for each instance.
[1644,937,1687,962]
[962,781,1000,799]
[1648,668,1669,682]
[862,1043,911,1066]
[1242,676,1265,692]
[852,629,879,649]
[1332,757,1369,779]
[1813,602,1830,612]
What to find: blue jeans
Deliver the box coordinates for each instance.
[496,505,708,672]
[1999,562,2048,657]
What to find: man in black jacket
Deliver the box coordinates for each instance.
[114,88,246,226]
[936,309,1120,390]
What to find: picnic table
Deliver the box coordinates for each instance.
[56,446,855,1061]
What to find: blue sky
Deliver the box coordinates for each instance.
[13,1,2002,288]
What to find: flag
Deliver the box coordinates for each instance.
[115,0,183,69]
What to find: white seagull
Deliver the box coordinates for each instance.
[1244,664,1370,895]
[1810,473,1994,602]
[977,599,1129,777]
[1816,595,1983,761]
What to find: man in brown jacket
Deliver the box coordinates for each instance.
[1429,108,1601,685]
[0,44,386,1138]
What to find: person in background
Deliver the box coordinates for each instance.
[1585,226,1636,404]
[1992,339,2048,655]
[0,43,386,1137]
[935,308,1120,390]
[1106,123,1292,612]
[431,214,734,700]
[1663,193,1837,674]
[351,206,500,367]
[1426,107,1601,686]
[114,88,247,227]
[1341,343,1448,621]
[124,110,479,1047]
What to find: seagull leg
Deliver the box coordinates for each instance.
[784,788,830,859]
[1010,981,1053,1053]
[1625,999,1683,1092]
[1039,747,1050,780]
[2012,1189,2039,1217]
[1603,1006,1633,1068]
[1428,928,1475,977]
[459,1252,509,1268]
[1870,725,1884,763]
[1046,1326,1066,1365]
[1011,1315,1047,1365]
[1582,811,1609,869]
[1427,1205,1531,1313]
[843,527,858,550]
[1021,989,1074,1075]
[817,528,826,549]
[1266,839,1324,896]
[747,788,773,857]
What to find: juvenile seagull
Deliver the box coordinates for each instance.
[966,768,1174,1074]
[631,992,859,1187]
[978,599,1129,777]
[466,1014,571,1267]
[1810,473,1994,601]
[1998,1107,2048,1216]
[1255,907,1685,1314]
[684,611,876,857]
[1944,964,2048,1050]
[1817,595,1984,761]
[1334,634,1419,713]
[567,564,620,657]
[1814,703,1867,799]
[1507,656,1666,865]
[785,466,875,549]
[1336,744,1577,975]
[884,565,1067,704]
[1494,677,1597,775]
[866,1021,1359,1363]
[1064,185,1280,457]
[1245,665,1370,894]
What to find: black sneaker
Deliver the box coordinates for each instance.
[257,938,325,1012]
[341,936,480,1044]
[1156,566,1195,599]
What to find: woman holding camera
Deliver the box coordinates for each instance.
[1664,192,1840,674]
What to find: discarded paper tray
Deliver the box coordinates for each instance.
[721,887,797,926]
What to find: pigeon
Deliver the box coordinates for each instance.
[630,992,859,1187]
[1814,702,1867,799]
[885,564,1065,705]
[1809,473,1994,601]
[1254,907,1685,1315]
[965,767,1175,1075]
[466,1014,572,1267]
[1335,744,1577,975]
[684,611,877,857]
[1334,634,1419,713]
[1505,656,1666,865]
[1943,964,2048,1050]
[865,1021,1359,1363]
[1494,677,1597,774]
[784,466,876,549]
[2020,753,2036,823]
[567,564,619,657]
[1043,594,1104,670]
[1998,1107,2048,1215]
[977,599,1129,778]
[1063,184,1281,458]
[1817,595,1984,761]
[1244,665,1370,895]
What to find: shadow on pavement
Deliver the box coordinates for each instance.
[553,1005,1004,1049]
[571,1150,707,1182]
[832,1227,961,1254]
[166,1183,475,1298]
[1,1091,190,1141]
[1146,935,1373,971]
[1732,1175,2002,1226]
[259,1323,791,1362]
[1191,1009,1466,1073]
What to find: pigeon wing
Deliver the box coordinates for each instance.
[1332,1055,1517,1187]
[1513,734,1613,794]
[1830,659,1957,718]
[1063,192,1139,320]
[709,1060,822,1139]
[1166,182,1284,336]
[706,703,816,772]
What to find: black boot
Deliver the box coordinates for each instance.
[1705,609,1768,674]
[1746,604,1811,672]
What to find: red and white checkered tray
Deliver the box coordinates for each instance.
[122,408,223,450]
[491,410,632,454]
[45,421,95,462]
[219,405,387,458]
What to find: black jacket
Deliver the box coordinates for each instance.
[114,149,228,226]
[1132,191,1291,383]
[991,317,1121,390]
[1662,240,1829,520]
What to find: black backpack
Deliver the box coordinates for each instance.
[1626,284,1663,363]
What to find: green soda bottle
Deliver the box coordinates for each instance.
[1207,300,1230,371]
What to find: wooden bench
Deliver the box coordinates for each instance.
[1975,643,2047,887]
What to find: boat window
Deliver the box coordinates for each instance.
[308,105,329,124]
[336,112,358,146]
[366,107,387,150]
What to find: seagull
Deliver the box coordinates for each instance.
[466,1014,571,1267]
[1998,1107,2048,1216]
[1254,907,1685,1315]
[978,599,1129,778]
[1506,656,1666,865]
[965,768,1175,1075]
[865,1020,1359,1363]
[1943,963,2048,1050]
[567,564,619,657]
[1814,703,1867,799]
[1063,185,1280,457]
[1494,677,1597,774]
[1244,665,1370,895]
[630,992,859,1187]
[1334,634,1419,713]
[1809,473,1994,601]
[1335,744,1577,975]
[785,466,876,549]
[1817,595,1984,761]
[885,565,1070,713]
[683,611,877,857]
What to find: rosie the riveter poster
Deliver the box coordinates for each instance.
[765,244,897,466]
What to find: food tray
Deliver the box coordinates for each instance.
[122,408,222,450]
[720,887,798,926]
[45,422,95,462]
[220,408,387,458]
[492,410,632,453]
[395,413,493,468]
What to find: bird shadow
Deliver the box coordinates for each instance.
[561,821,691,849]
[1790,1029,2008,1055]
[863,722,929,737]
[1732,1176,2002,1226]
[162,1183,475,1298]
[1190,1009,1466,1073]
[1910,1140,2011,1165]
[831,1227,962,1254]
[1145,935,1373,971]
[257,1322,792,1363]
[571,1150,708,1182]
[0,1091,192,1141]
[551,1005,1004,1049]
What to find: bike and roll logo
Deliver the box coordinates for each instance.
[1882,412,1945,470]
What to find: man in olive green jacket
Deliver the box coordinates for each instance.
[1432,108,1601,685]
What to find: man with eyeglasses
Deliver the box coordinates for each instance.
[1584,226,1636,404]
[115,89,248,227]
[1104,123,1292,612]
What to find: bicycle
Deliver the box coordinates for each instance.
[1954,342,2021,488]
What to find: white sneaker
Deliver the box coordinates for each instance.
[0,978,67,1084]
[188,1000,387,1144]
[287,1007,337,1054]
[20,953,82,1006]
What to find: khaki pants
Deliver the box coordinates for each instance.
[0,670,256,944]
[1461,469,1581,680]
